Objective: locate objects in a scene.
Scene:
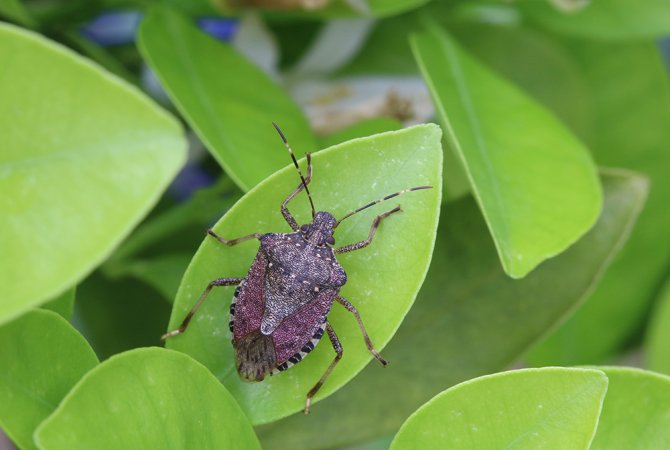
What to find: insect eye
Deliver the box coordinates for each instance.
[300,224,309,232]
[326,236,335,245]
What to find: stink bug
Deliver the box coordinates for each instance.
[163,123,431,414]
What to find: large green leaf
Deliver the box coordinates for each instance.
[0,24,186,326]
[527,39,670,365]
[34,348,260,450]
[0,310,98,450]
[590,367,670,449]
[520,0,670,40]
[257,170,647,448]
[390,368,608,450]
[138,6,315,191]
[646,278,670,375]
[167,124,442,424]
[410,24,602,278]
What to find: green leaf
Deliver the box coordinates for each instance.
[123,254,193,302]
[590,367,670,449]
[0,24,186,326]
[318,117,402,149]
[410,24,602,278]
[137,6,315,192]
[75,273,171,361]
[646,278,670,375]
[520,0,670,40]
[390,367,608,450]
[0,0,35,27]
[216,0,429,20]
[34,348,261,450]
[452,24,591,142]
[0,310,98,450]
[257,170,647,449]
[527,40,670,365]
[167,124,442,424]
[41,287,76,320]
[106,177,239,266]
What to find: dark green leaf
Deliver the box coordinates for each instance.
[41,287,76,320]
[138,6,316,191]
[317,117,402,148]
[520,0,670,40]
[528,39,670,365]
[646,278,670,375]
[75,273,171,361]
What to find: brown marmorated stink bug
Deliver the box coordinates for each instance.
[163,123,431,414]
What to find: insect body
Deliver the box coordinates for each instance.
[163,123,431,414]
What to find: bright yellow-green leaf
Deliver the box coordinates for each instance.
[167,124,442,424]
[0,310,98,450]
[35,348,260,450]
[0,24,186,326]
[390,368,608,450]
[411,24,602,278]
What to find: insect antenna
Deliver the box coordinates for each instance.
[272,122,316,219]
[336,185,433,226]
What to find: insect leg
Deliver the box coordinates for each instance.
[207,230,261,246]
[281,153,313,231]
[304,321,342,415]
[334,206,402,254]
[161,277,243,340]
[336,295,388,366]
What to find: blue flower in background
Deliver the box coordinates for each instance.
[80,10,238,46]
[79,10,142,46]
[197,17,238,41]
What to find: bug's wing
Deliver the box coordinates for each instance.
[232,250,267,342]
[272,289,337,366]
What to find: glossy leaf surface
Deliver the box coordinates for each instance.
[257,170,646,448]
[167,124,443,424]
[0,310,98,450]
[411,24,601,278]
[35,348,260,450]
[390,368,608,450]
[0,24,186,325]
